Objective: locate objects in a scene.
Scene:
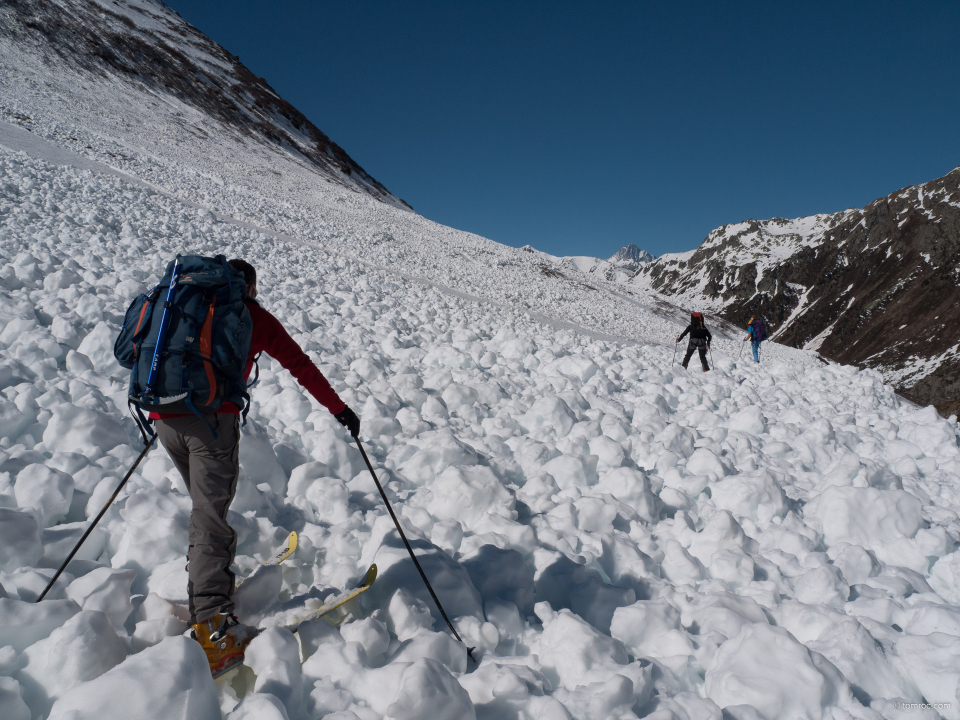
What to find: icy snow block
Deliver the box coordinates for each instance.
[251,653,303,719]
[340,616,390,659]
[305,430,365,481]
[685,448,730,479]
[47,636,220,720]
[392,629,468,674]
[929,551,960,603]
[535,554,635,634]
[387,588,436,642]
[710,470,787,524]
[704,623,850,720]
[895,633,960,720]
[42,405,129,456]
[538,607,629,691]
[285,461,330,500]
[41,522,107,567]
[0,400,31,440]
[0,507,42,572]
[462,545,535,612]
[16,610,127,717]
[519,396,577,437]
[0,598,80,653]
[385,658,476,720]
[75,321,122,373]
[594,467,660,523]
[66,567,136,630]
[239,421,288,495]
[728,407,766,436]
[818,486,922,550]
[14,464,73,528]
[610,601,692,659]
[425,465,514,531]
[541,454,594,490]
[226,693,291,720]
[0,676,31,720]
[110,488,189,577]
[233,564,282,623]
[778,606,921,705]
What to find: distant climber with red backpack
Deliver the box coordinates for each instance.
[676,312,712,372]
[114,255,359,677]
[744,316,767,363]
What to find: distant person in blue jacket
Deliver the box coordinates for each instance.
[744,317,766,362]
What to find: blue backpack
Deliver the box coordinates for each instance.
[114,255,253,436]
[751,318,767,342]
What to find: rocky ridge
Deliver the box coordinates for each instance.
[630,168,960,416]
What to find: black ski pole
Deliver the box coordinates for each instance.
[352,434,476,661]
[737,339,745,360]
[672,340,677,365]
[709,344,715,369]
[36,434,158,603]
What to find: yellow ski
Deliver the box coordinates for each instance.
[282,564,377,632]
[236,531,298,589]
[266,531,299,566]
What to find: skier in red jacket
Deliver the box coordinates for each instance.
[151,258,359,676]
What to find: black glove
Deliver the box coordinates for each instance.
[334,406,360,437]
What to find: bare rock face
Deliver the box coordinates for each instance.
[632,168,960,416]
[609,244,655,271]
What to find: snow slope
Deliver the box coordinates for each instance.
[1,1,959,719]
[1,132,960,720]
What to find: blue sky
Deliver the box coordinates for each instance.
[165,1,959,259]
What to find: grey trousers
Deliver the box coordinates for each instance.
[155,414,240,624]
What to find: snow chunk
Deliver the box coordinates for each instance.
[519,396,577,437]
[729,407,766,436]
[14,464,73,528]
[537,605,629,691]
[817,486,923,561]
[47,636,220,720]
[0,598,80,652]
[65,567,136,631]
[16,610,127,717]
[384,658,476,720]
[0,677,30,720]
[929,552,960,603]
[704,623,849,720]
[42,406,129,457]
[0,508,42,572]
[226,693,291,720]
[710,471,787,525]
[76,321,122,373]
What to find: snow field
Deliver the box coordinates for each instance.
[1,150,960,720]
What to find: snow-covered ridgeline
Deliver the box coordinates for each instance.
[1,142,960,720]
[628,212,857,314]
[2,0,701,348]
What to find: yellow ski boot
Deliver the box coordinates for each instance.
[191,613,257,678]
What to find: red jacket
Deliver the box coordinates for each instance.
[150,300,346,418]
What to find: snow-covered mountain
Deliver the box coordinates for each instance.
[531,244,657,284]
[610,244,655,269]
[630,169,960,417]
[2,2,960,720]
[0,0,403,208]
